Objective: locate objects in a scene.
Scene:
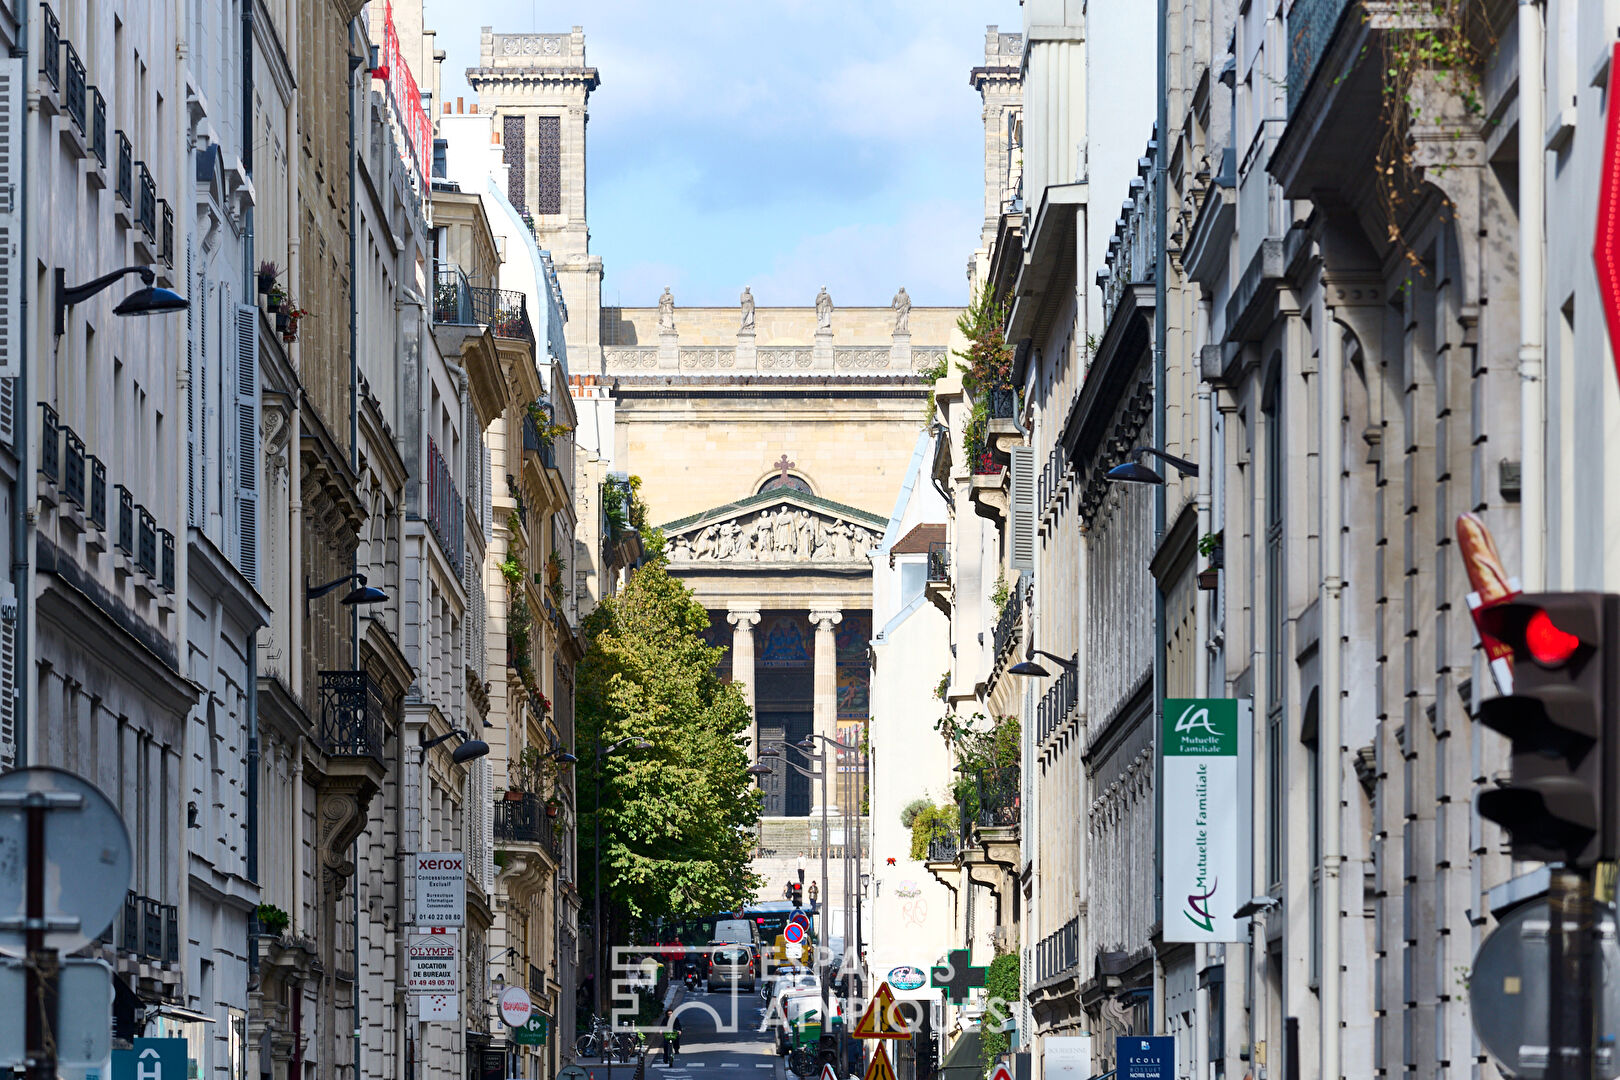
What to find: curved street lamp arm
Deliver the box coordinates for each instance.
[1134,446,1200,478]
[55,265,157,335]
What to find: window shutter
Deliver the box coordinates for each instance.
[0,583,13,770]
[0,378,15,448]
[186,244,199,527]
[235,303,261,586]
[0,60,20,380]
[1009,444,1036,571]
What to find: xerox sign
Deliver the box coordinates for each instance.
[414,852,466,927]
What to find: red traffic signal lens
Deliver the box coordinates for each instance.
[1525,609,1582,666]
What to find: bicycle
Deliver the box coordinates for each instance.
[575,1015,615,1060]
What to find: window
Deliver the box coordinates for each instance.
[900,560,924,606]
[1301,691,1320,986]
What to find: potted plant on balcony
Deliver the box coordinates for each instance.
[546,550,565,601]
[267,283,286,313]
[545,797,561,819]
[281,303,308,344]
[502,787,526,803]
[255,903,290,936]
[257,261,279,295]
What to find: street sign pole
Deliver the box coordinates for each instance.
[24,795,58,1080]
[1547,867,1598,1080]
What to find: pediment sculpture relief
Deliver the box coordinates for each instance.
[667,504,878,565]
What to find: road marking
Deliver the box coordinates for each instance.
[721,1064,741,1069]
[755,1064,773,1069]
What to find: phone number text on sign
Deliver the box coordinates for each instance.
[408,935,460,991]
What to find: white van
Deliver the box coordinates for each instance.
[712,918,757,947]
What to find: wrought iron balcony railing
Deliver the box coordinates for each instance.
[39,4,59,92]
[433,268,535,345]
[1035,916,1079,983]
[988,387,1018,419]
[115,485,134,554]
[160,201,174,266]
[63,39,84,133]
[137,508,157,577]
[966,765,1020,830]
[116,132,132,206]
[426,436,464,576]
[927,833,959,862]
[926,540,949,583]
[114,890,179,963]
[433,266,473,325]
[318,670,387,760]
[1036,662,1078,744]
[90,87,106,165]
[161,530,175,592]
[522,411,555,469]
[62,425,85,509]
[38,404,59,483]
[992,575,1023,660]
[495,791,561,857]
[88,457,106,530]
[137,163,156,239]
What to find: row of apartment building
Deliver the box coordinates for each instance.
[873,3,1620,1080]
[1,2,636,1079]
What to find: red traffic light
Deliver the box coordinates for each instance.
[1525,609,1582,667]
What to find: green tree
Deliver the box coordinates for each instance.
[979,952,1020,1076]
[577,560,761,938]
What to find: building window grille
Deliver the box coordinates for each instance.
[88,457,106,529]
[115,485,134,555]
[317,670,387,760]
[535,115,561,215]
[504,114,526,211]
[61,425,84,508]
[39,4,59,91]
[116,132,132,206]
[38,404,59,483]
[137,507,157,577]
[90,88,106,165]
[63,40,85,133]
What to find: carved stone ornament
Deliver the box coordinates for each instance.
[665,497,883,567]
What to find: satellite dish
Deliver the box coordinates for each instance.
[0,767,133,957]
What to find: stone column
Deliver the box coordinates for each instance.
[726,607,761,757]
[808,609,842,751]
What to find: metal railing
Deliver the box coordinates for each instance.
[116,132,132,205]
[432,268,534,344]
[433,266,473,325]
[926,540,949,583]
[161,530,175,592]
[968,765,1020,829]
[494,791,560,857]
[1036,661,1078,744]
[160,201,174,265]
[62,425,84,507]
[90,87,106,165]
[137,508,157,577]
[39,4,59,91]
[137,163,157,239]
[988,387,1018,419]
[992,575,1023,660]
[1035,916,1079,983]
[426,436,464,576]
[489,290,532,342]
[522,411,556,470]
[317,670,387,760]
[88,457,106,529]
[115,485,134,554]
[927,833,960,862]
[115,891,179,963]
[63,39,84,133]
[38,404,59,483]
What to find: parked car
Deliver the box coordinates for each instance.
[707,943,756,992]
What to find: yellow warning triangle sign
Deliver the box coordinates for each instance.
[851,982,910,1039]
[863,1043,898,1080]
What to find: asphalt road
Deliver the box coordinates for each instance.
[659,985,783,1080]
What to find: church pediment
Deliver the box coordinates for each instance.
[662,492,886,568]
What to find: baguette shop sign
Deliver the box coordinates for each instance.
[414,853,466,928]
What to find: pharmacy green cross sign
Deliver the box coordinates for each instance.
[930,949,986,1003]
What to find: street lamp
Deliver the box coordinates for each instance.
[53,265,188,336]
[417,728,490,765]
[1007,649,1079,678]
[305,572,389,610]
[1105,446,1200,485]
[594,734,653,1015]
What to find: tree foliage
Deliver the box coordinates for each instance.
[979,951,1021,1075]
[577,560,761,930]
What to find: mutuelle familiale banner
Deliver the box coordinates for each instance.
[1162,698,1250,942]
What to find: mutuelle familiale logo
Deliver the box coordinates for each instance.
[1162,698,1241,941]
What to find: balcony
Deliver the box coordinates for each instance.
[988,388,1018,419]
[926,540,949,583]
[62,425,84,508]
[494,791,561,860]
[991,577,1024,663]
[38,403,59,485]
[318,671,387,760]
[89,87,106,167]
[137,507,157,578]
[433,267,534,345]
[964,765,1020,831]
[160,530,175,592]
[1035,916,1079,985]
[115,132,132,207]
[136,162,157,240]
[160,201,174,267]
[926,833,960,864]
[88,457,106,531]
[426,436,464,575]
[488,290,533,343]
[39,4,59,94]
[114,485,134,556]
[522,410,556,470]
[114,890,180,964]
[63,39,85,136]
[1035,662,1078,745]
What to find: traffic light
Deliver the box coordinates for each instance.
[1476,592,1620,867]
[789,882,803,908]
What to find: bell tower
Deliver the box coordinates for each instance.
[468,26,604,370]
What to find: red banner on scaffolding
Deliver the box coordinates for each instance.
[376,1,430,195]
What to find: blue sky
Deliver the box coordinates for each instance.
[433,1,1021,308]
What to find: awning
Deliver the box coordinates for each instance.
[939,1031,983,1080]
